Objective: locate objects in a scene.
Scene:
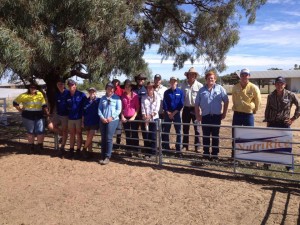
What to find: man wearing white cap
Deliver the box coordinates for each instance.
[231,68,261,157]
[180,67,203,152]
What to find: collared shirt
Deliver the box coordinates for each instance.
[121,92,140,117]
[98,94,121,120]
[195,84,229,116]
[83,97,100,126]
[141,93,161,120]
[66,90,87,120]
[55,89,69,116]
[155,84,168,114]
[163,87,184,112]
[13,91,47,120]
[133,85,147,102]
[232,82,261,114]
[265,89,300,122]
[180,80,203,107]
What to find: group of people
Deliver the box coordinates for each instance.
[13,67,300,166]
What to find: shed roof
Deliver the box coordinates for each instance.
[248,70,300,79]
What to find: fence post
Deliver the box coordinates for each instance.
[157,119,163,166]
[54,134,59,150]
[233,126,236,174]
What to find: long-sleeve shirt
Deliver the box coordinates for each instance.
[121,92,140,117]
[141,93,161,120]
[155,84,168,114]
[180,80,203,107]
[264,89,300,122]
[13,91,47,120]
[98,94,121,120]
[83,97,100,126]
[55,89,69,116]
[66,90,87,120]
[163,87,184,112]
[232,82,261,114]
[195,84,229,116]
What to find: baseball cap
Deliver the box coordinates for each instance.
[275,76,286,83]
[170,76,178,81]
[105,82,114,89]
[240,68,250,76]
[67,79,76,85]
[154,74,162,80]
[88,87,97,92]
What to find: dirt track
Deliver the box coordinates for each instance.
[0,146,299,225]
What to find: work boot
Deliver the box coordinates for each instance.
[66,148,74,159]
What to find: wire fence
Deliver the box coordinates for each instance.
[1,113,299,183]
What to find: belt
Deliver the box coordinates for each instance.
[184,106,195,109]
[234,111,253,115]
[202,114,221,117]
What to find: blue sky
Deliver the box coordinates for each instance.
[143,0,300,80]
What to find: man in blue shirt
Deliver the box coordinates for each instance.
[195,71,229,160]
[162,77,184,152]
[133,73,147,148]
[65,79,87,159]
[47,78,69,156]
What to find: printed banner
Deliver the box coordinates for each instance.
[234,127,293,165]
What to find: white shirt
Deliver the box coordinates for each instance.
[180,80,203,107]
[141,93,161,120]
[155,84,168,114]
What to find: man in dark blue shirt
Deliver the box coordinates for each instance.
[162,77,184,152]
[132,73,147,149]
[48,78,69,156]
[66,79,87,159]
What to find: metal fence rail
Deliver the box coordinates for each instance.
[1,113,299,183]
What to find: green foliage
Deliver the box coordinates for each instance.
[221,73,240,85]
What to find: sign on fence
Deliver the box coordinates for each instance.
[234,127,293,165]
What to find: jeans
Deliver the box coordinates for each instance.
[182,107,200,149]
[144,119,158,155]
[202,114,222,156]
[99,119,119,159]
[232,112,254,157]
[123,118,139,150]
[162,112,181,151]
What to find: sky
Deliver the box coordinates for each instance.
[142,0,300,81]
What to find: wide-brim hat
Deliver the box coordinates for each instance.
[134,73,147,81]
[184,67,199,77]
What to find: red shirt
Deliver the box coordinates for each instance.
[114,85,123,97]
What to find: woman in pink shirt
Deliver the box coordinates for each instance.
[121,79,140,150]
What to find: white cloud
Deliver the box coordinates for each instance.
[262,22,300,31]
[282,11,300,16]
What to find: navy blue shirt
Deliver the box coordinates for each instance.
[66,90,87,120]
[163,88,184,112]
[83,97,100,126]
[133,85,147,102]
[56,89,69,116]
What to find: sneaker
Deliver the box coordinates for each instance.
[100,157,110,165]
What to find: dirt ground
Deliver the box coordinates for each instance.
[0,94,300,225]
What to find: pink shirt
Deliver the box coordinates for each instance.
[121,92,140,117]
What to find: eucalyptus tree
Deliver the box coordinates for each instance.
[0,0,266,109]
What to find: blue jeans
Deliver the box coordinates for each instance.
[123,118,139,150]
[232,112,254,157]
[162,112,181,151]
[144,119,158,155]
[202,114,222,156]
[99,119,119,159]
